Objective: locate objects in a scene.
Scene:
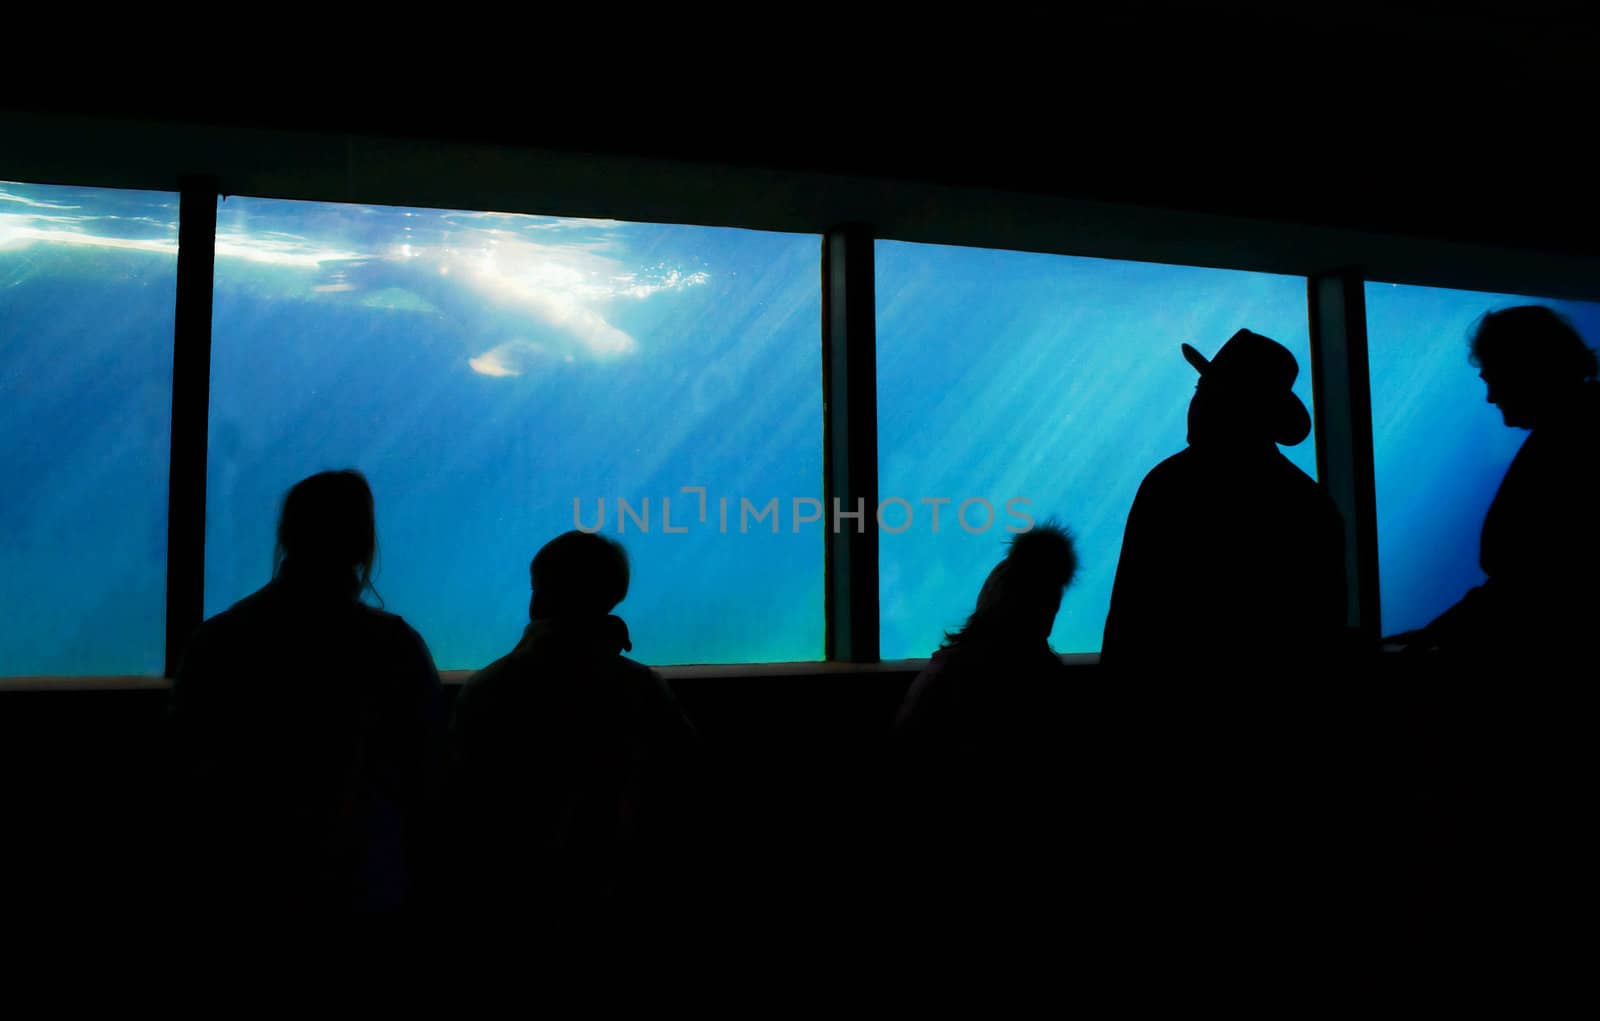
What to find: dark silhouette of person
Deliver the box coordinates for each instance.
[1096,329,1349,955]
[1388,305,1600,661]
[445,530,701,925]
[1385,306,1600,949]
[889,521,1079,927]
[170,469,443,915]
[1101,329,1347,670]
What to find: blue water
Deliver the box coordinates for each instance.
[1366,282,1600,635]
[0,182,176,675]
[877,241,1316,658]
[7,179,1593,675]
[205,197,824,669]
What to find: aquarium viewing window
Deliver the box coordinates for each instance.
[875,241,1317,659]
[205,197,824,669]
[4,141,1599,680]
[0,181,179,676]
[1365,282,1600,635]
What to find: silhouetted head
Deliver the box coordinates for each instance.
[1183,329,1311,448]
[530,531,631,620]
[273,469,378,600]
[943,520,1077,648]
[1469,306,1597,429]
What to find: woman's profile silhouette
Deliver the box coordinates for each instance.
[170,469,442,915]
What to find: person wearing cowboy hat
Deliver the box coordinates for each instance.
[1096,329,1349,953]
[1101,328,1347,669]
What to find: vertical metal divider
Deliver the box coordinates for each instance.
[1307,269,1382,646]
[822,227,880,662]
[163,179,219,677]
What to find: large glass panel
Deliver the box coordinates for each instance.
[207,197,822,668]
[1366,282,1600,634]
[877,242,1314,659]
[0,181,177,676]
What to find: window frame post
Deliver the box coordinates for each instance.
[822,226,879,662]
[164,178,219,677]
[1308,268,1381,645]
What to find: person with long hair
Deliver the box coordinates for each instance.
[1389,305,1600,660]
[1385,306,1600,950]
[889,520,1079,926]
[170,469,442,915]
[898,520,1079,728]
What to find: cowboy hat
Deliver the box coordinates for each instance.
[1181,328,1312,446]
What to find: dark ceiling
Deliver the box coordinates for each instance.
[9,2,1598,254]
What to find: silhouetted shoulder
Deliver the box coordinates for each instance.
[1136,448,1201,490]
[897,640,1067,739]
[171,587,270,681]
[618,654,678,703]
[353,603,434,658]
[1146,446,1331,513]
[608,656,696,740]
[175,585,439,711]
[183,583,274,644]
[455,633,683,732]
[1117,449,1205,536]
[451,652,522,729]
[1267,448,1324,489]
[895,646,955,730]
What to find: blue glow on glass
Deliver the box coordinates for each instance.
[1366,282,1600,634]
[0,181,177,676]
[876,241,1314,659]
[206,197,823,667]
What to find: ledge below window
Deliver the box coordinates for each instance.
[0,654,1105,692]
